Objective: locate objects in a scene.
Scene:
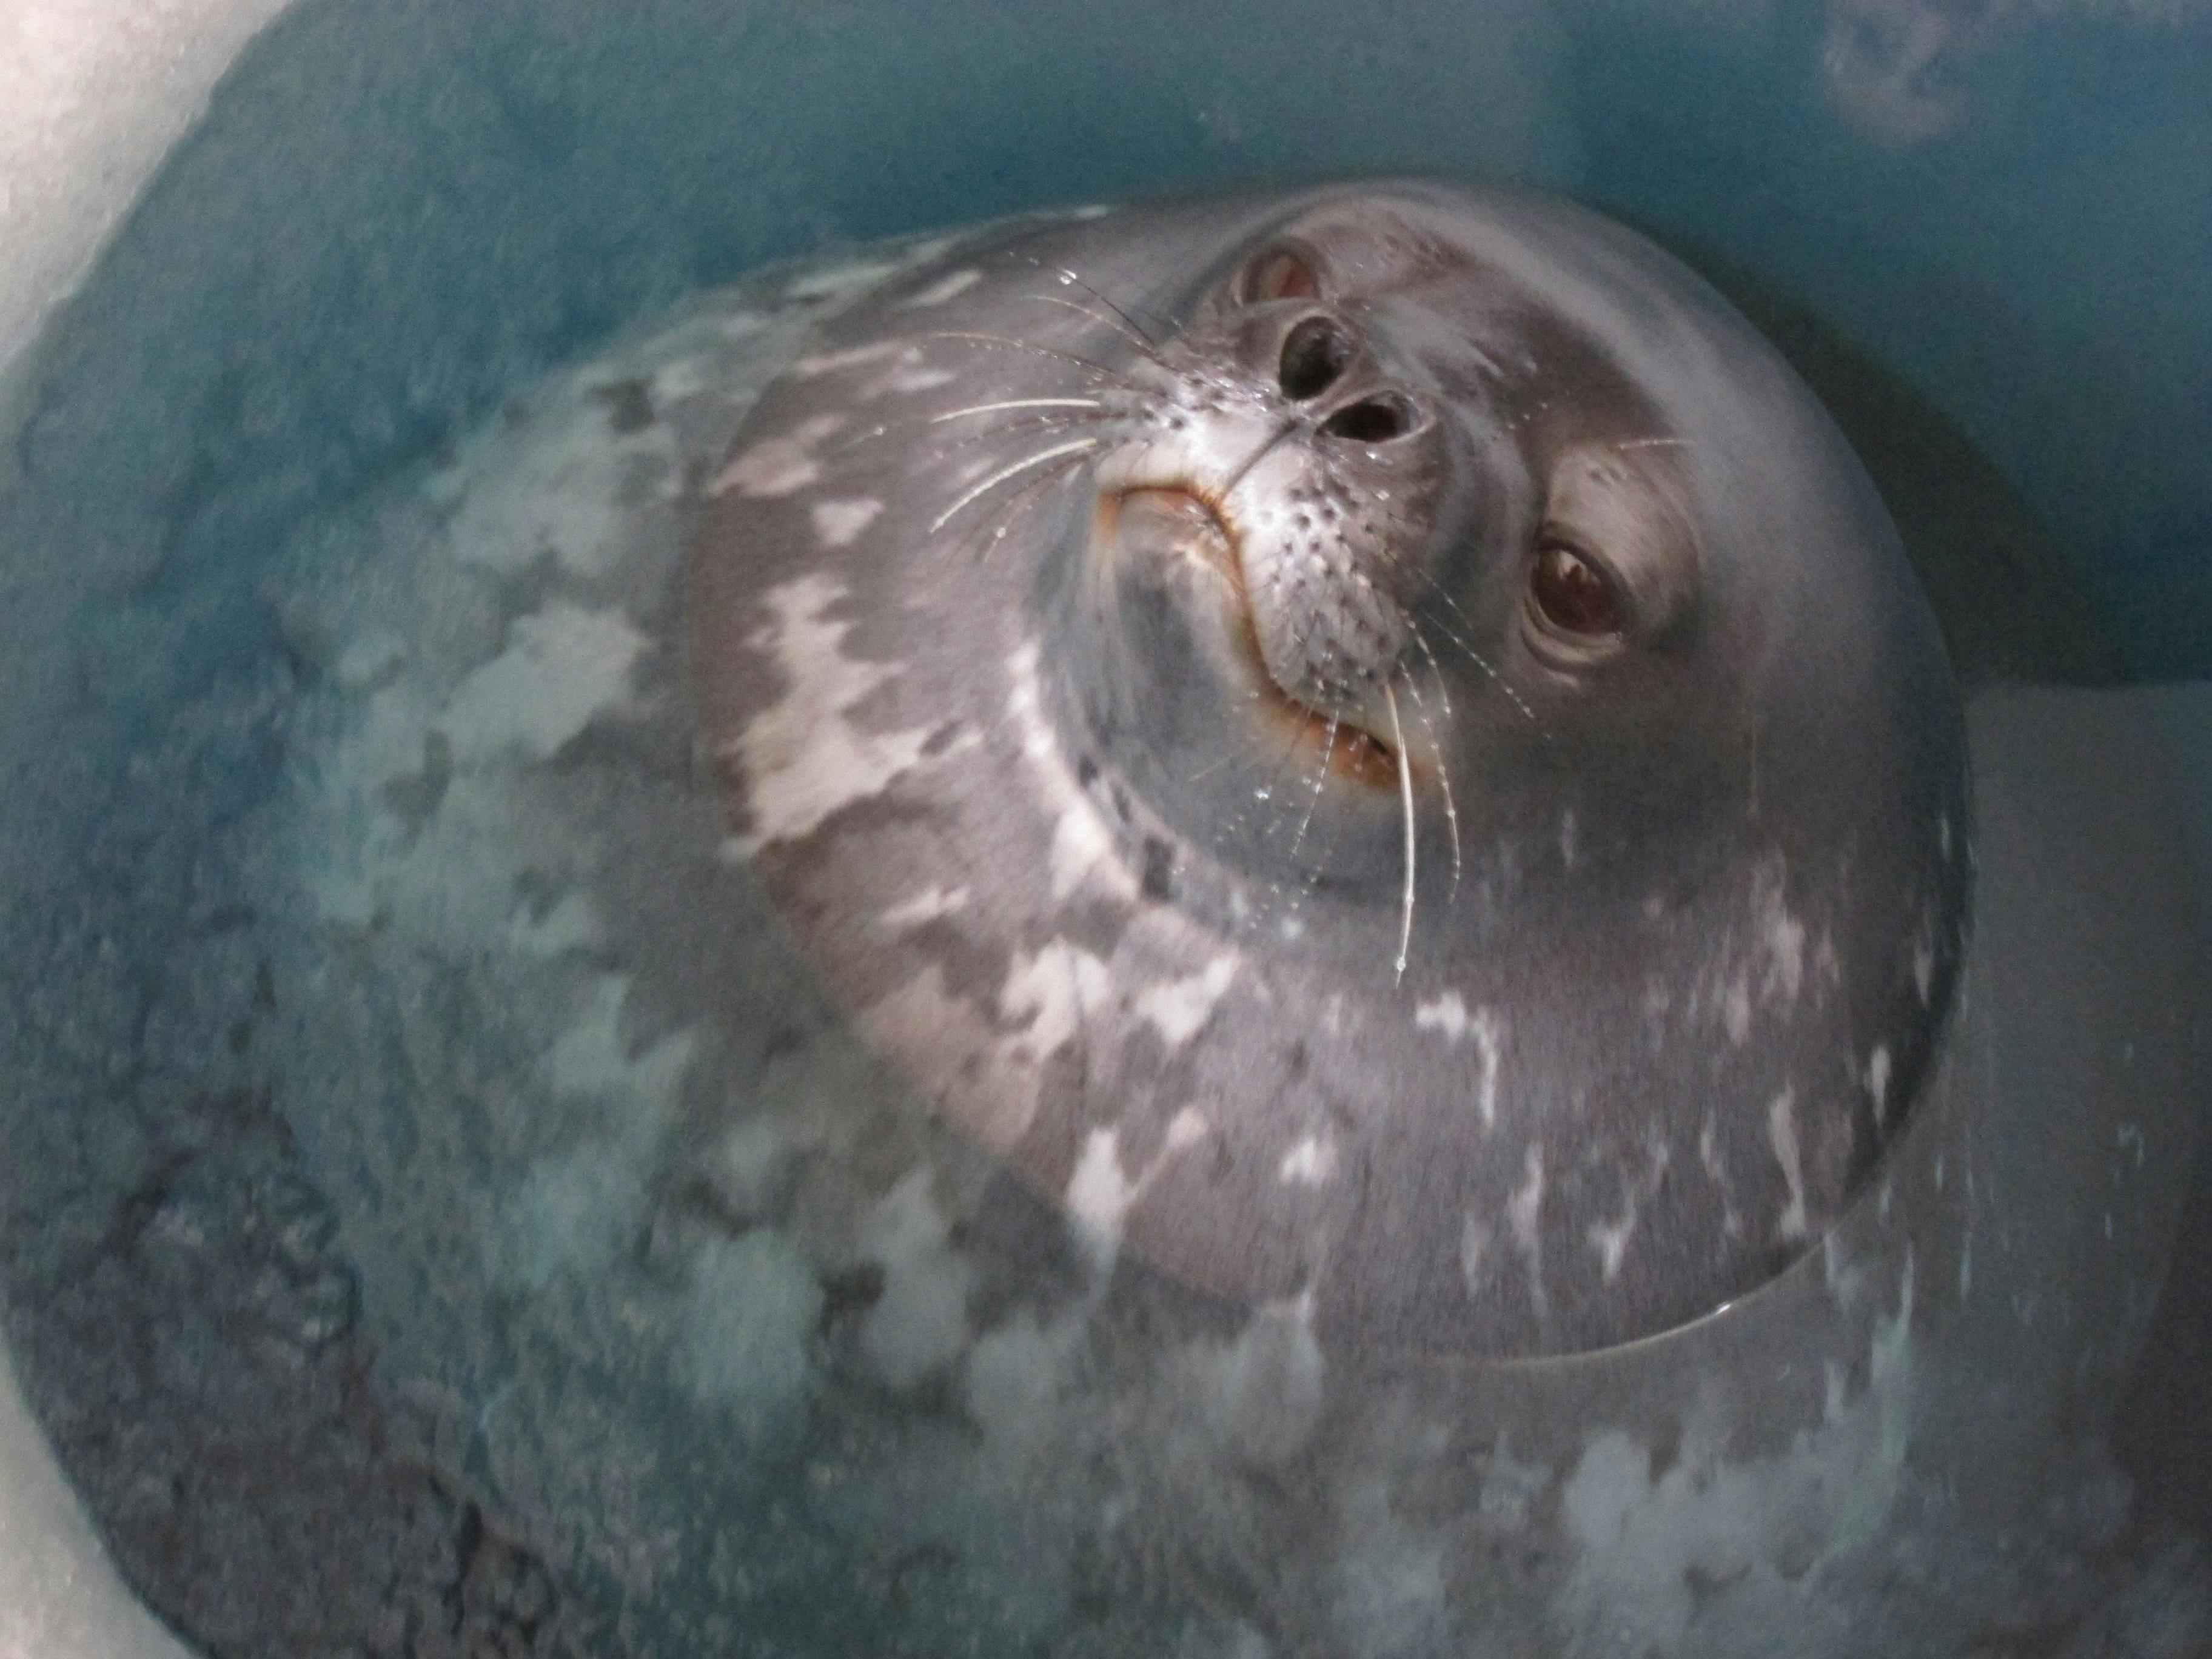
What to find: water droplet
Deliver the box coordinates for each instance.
[1255,788,1273,802]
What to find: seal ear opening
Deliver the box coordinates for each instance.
[1235,246,1323,305]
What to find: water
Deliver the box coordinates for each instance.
[1,2,2207,1656]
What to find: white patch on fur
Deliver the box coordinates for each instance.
[1067,1130,1135,1236]
[437,602,649,764]
[1723,974,1752,1046]
[1279,1133,1338,1186]
[727,572,951,851]
[901,267,983,307]
[1769,1089,1809,1242]
[1048,804,1119,899]
[708,412,845,497]
[1700,1112,1741,1237]
[1064,1111,1209,1272]
[1415,994,1504,1127]
[863,964,1034,1144]
[1509,1147,1545,1259]
[1590,1214,1635,1282]
[784,260,901,301]
[1064,1129,1138,1276]
[1866,1044,1892,1127]
[789,340,903,378]
[876,364,956,395]
[809,497,882,548]
[999,940,1115,1069]
[1134,955,1238,1048]
[1588,1141,1669,1283]
[1415,991,1472,1040]
[1006,642,1057,760]
[879,884,969,930]
[1762,897,1807,1004]
[1460,1215,1492,1287]
[1009,643,1138,901]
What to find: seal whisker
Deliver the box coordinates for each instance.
[1409,578,1544,731]
[917,330,1148,392]
[1250,705,1322,834]
[1288,714,1340,863]
[1404,617,1454,720]
[930,438,1100,535]
[1385,683,1417,985]
[1025,294,1175,368]
[928,397,1107,423]
[926,410,1114,462]
[962,451,1094,563]
[829,403,1122,461]
[1399,670,1463,899]
[1007,255,1175,350]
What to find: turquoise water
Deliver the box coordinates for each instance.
[1,3,2207,1655]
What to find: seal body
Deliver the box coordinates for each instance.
[690,182,1971,1359]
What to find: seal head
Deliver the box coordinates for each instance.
[688,183,1971,1359]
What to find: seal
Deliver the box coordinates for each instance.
[688,181,1972,1360]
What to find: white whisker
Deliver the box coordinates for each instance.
[1010,256,1172,349]
[1411,583,1541,729]
[1026,293,1171,365]
[1289,714,1338,862]
[1404,620,1453,720]
[930,438,1099,534]
[1386,684,1416,985]
[929,398,1104,423]
[1400,674,1461,897]
[966,452,1092,561]
[919,330,1145,391]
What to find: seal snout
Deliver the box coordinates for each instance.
[1098,477,1406,790]
[1090,292,1456,791]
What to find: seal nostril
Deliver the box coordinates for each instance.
[1320,394,1416,443]
[1278,317,1355,402]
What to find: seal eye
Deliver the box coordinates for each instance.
[1528,540,1625,640]
[1240,249,1321,304]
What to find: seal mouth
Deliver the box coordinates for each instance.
[1102,483,1401,789]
